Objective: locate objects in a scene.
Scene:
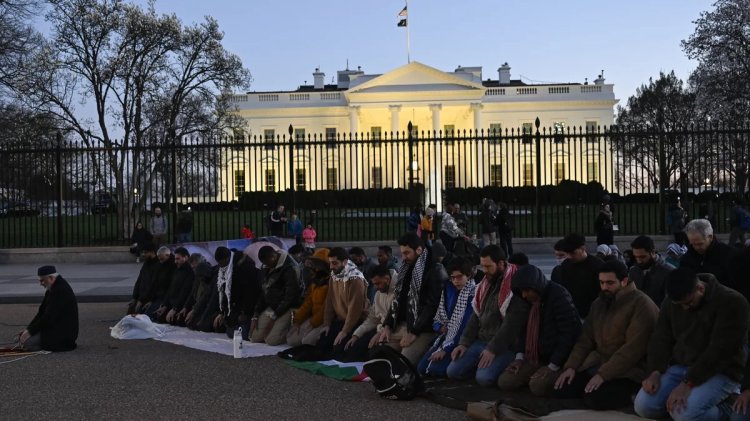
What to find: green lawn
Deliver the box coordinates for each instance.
[0,202,733,248]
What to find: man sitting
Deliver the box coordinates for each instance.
[342,265,397,362]
[446,245,529,386]
[417,257,476,378]
[377,233,446,364]
[628,235,674,305]
[554,260,658,410]
[251,246,302,345]
[497,264,581,396]
[155,247,195,324]
[17,265,78,352]
[287,248,330,347]
[316,247,367,359]
[634,267,750,421]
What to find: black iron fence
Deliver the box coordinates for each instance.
[1,119,749,248]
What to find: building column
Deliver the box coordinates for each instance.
[471,102,484,187]
[349,105,362,189]
[389,105,402,188]
[429,104,443,209]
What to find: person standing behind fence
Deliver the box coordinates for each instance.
[269,204,287,237]
[302,223,317,252]
[176,208,193,243]
[594,203,614,246]
[479,199,497,247]
[421,207,435,246]
[287,213,303,244]
[668,198,688,246]
[150,207,168,246]
[440,204,466,252]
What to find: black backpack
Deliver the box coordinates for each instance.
[363,345,423,400]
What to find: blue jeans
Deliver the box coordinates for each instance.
[634,365,738,421]
[446,340,514,386]
[417,342,451,378]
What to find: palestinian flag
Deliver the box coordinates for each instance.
[285,359,369,382]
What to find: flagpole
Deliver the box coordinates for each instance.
[406,0,410,63]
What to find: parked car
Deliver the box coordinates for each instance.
[0,200,40,217]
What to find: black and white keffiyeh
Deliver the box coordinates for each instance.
[435,279,476,351]
[391,249,429,325]
[217,253,235,314]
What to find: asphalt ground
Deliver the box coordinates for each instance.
[0,302,465,420]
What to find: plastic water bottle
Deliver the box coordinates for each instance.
[233,327,243,359]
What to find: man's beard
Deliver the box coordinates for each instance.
[636,259,653,270]
[600,290,616,308]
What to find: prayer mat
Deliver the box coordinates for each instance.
[152,327,288,358]
[284,359,369,382]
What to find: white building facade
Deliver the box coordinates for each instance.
[225,61,618,206]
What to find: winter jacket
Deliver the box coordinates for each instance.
[459,271,531,355]
[628,254,674,306]
[680,239,738,288]
[27,276,78,352]
[353,279,396,338]
[479,208,496,234]
[324,262,367,334]
[153,258,176,301]
[183,262,215,312]
[511,265,581,368]
[131,257,161,303]
[219,251,262,325]
[431,281,475,354]
[162,262,195,312]
[294,281,328,328]
[256,250,302,318]
[558,254,604,318]
[383,253,447,335]
[302,228,316,245]
[647,274,750,386]
[563,281,658,382]
[130,227,152,246]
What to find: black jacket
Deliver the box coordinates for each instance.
[153,258,176,301]
[255,250,300,318]
[680,239,737,287]
[628,255,674,306]
[163,262,195,312]
[131,257,160,302]
[559,254,604,319]
[511,265,581,367]
[479,208,496,234]
[184,262,215,312]
[219,251,262,325]
[27,276,79,352]
[384,252,447,335]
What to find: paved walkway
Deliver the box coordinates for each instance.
[0,255,559,302]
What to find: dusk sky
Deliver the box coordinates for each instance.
[122,0,716,104]
[32,0,716,108]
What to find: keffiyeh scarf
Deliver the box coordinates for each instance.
[332,260,365,283]
[217,253,235,314]
[471,263,518,318]
[435,279,476,351]
[391,249,429,325]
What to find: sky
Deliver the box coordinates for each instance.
[117,0,717,102]
[31,0,716,107]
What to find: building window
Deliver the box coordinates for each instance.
[234,170,245,198]
[325,128,337,148]
[489,123,502,143]
[588,161,599,182]
[371,126,382,147]
[445,165,456,188]
[295,168,306,191]
[443,124,455,144]
[371,167,382,189]
[294,128,306,149]
[326,168,338,190]
[264,169,276,192]
[490,164,502,187]
[523,163,534,186]
[555,162,565,185]
[264,129,275,150]
[586,120,598,143]
[522,122,533,144]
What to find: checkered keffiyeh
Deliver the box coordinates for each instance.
[392,249,429,325]
[435,279,476,351]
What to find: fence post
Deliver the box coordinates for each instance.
[534,117,543,237]
[288,124,295,212]
[56,131,64,247]
[170,128,178,235]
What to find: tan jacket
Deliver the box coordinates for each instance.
[563,281,658,382]
[353,276,397,338]
[323,274,367,335]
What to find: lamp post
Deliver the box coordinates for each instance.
[534,117,543,238]
[288,124,295,213]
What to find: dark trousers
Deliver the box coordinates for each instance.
[498,230,513,256]
[315,318,360,361]
[553,369,639,410]
[439,231,456,252]
[338,330,378,362]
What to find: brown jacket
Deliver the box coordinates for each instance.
[324,274,367,335]
[294,282,328,328]
[563,281,659,382]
